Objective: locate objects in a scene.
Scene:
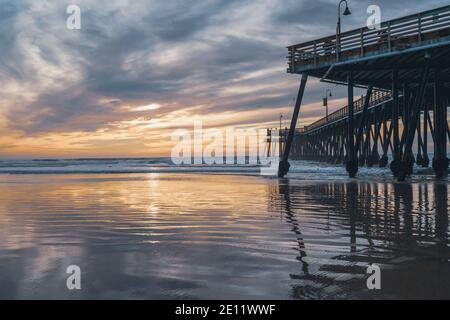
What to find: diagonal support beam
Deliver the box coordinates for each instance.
[278,73,308,178]
[427,113,435,142]
[355,87,373,156]
[346,72,358,178]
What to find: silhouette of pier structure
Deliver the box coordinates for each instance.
[278,5,450,181]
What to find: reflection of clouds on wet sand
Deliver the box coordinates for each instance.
[0,174,293,299]
[0,174,448,299]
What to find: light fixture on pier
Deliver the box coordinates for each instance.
[343,4,351,16]
[323,89,333,120]
[337,0,352,59]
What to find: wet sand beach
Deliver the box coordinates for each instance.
[0,172,448,299]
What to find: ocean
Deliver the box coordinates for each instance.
[0,157,439,179]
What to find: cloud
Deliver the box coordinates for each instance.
[0,0,446,157]
[128,104,161,112]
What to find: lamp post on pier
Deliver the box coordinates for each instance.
[323,89,333,121]
[336,0,352,59]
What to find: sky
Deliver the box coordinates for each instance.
[0,0,447,158]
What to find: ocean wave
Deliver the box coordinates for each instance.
[0,158,441,181]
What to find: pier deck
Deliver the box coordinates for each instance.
[287,5,450,88]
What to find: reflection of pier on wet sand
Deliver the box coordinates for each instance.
[271,180,450,299]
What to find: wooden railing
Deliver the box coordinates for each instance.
[288,5,450,72]
[301,90,391,134]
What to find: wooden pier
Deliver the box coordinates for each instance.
[279,5,450,180]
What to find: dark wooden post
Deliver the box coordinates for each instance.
[398,61,430,181]
[433,69,449,177]
[380,108,389,167]
[422,100,429,167]
[278,73,309,178]
[346,71,358,177]
[390,70,401,177]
